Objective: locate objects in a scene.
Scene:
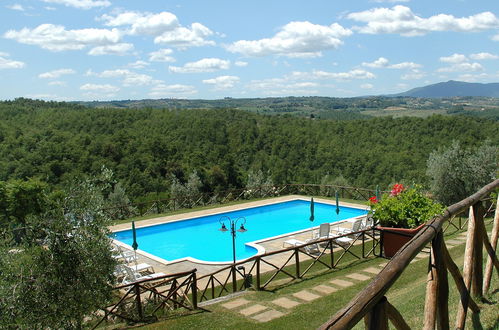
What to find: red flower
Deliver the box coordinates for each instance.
[369,196,377,204]
[390,183,404,196]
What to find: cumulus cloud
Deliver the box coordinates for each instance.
[100,11,214,48]
[360,83,374,89]
[361,57,421,70]
[80,83,119,93]
[149,48,175,62]
[149,83,197,97]
[227,21,352,57]
[48,81,66,86]
[202,75,240,90]
[290,69,375,80]
[235,61,248,67]
[362,57,389,68]
[439,53,467,63]
[4,24,121,52]
[42,0,110,9]
[89,69,156,86]
[128,60,149,69]
[437,62,484,73]
[493,34,499,41]
[0,53,25,69]
[88,43,134,56]
[247,78,320,96]
[401,69,426,80]
[169,58,230,73]
[348,5,499,36]
[6,4,25,11]
[39,68,76,79]
[469,52,499,60]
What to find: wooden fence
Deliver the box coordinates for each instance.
[93,269,198,329]
[320,179,499,329]
[102,183,378,220]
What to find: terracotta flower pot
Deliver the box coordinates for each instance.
[378,223,425,258]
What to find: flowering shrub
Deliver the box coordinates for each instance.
[370,184,444,229]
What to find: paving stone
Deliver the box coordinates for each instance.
[415,253,428,259]
[239,304,267,316]
[446,239,464,245]
[329,279,354,288]
[221,298,251,309]
[378,262,388,267]
[292,290,321,302]
[251,309,285,322]
[454,236,467,241]
[446,244,455,248]
[271,297,301,309]
[363,267,382,275]
[311,284,337,294]
[346,273,372,281]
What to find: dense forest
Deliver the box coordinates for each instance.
[0,98,497,201]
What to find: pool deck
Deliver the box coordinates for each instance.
[110,195,369,280]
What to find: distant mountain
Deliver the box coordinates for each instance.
[394,80,499,98]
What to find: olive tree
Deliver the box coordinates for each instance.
[426,141,497,206]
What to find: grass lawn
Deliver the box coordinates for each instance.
[134,225,498,330]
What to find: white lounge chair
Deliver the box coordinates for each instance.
[332,217,364,237]
[283,238,320,254]
[313,223,331,239]
[112,244,138,264]
[121,266,166,285]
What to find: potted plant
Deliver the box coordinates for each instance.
[369,184,444,257]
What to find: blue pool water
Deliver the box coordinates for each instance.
[113,200,367,263]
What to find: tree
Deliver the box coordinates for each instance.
[426,141,498,206]
[0,172,116,329]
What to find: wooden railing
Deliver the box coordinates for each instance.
[320,179,499,329]
[103,183,378,220]
[93,269,198,329]
[196,227,381,302]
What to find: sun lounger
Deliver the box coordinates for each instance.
[283,238,320,254]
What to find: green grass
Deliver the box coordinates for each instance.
[135,225,498,330]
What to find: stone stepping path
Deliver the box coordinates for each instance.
[218,261,419,323]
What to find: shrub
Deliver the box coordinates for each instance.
[370,184,444,229]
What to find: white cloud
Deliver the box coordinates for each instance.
[4,24,121,52]
[169,58,230,73]
[348,6,499,36]
[202,75,240,90]
[0,53,25,69]
[128,60,149,69]
[493,34,499,41]
[370,0,410,2]
[401,69,426,80]
[39,68,76,79]
[439,53,467,63]
[90,69,156,86]
[42,0,110,10]
[247,78,320,96]
[457,73,489,82]
[362,57,421,69]
[291,69,375,80]
[149,48,175,62]
[80,83,119,93]
[469,52,499,60]
[235,61,248,67]
[48,81,66,86]
[360,83,374,89]
[6,4,25,11]
[437,62,484,72]
[88,43,134,56]
[100,11,214,48]
[362,57,389,68]
[149,83,197,97]
[227,21,352,57]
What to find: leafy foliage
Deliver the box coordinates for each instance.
[370,184,444,229]
[426,141,498,205]
[0,172,116,329]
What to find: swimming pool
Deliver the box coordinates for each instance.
[112,199,368,264]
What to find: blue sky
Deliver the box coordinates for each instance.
[1,0,499,101]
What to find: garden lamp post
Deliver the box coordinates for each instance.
[219,216,248,264]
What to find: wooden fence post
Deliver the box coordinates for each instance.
[368,296,389,330]
[192,271,198,309]
[134,283,144,321]
[483,195,499,295]
[256,257,261,290]
[456,205,478,329]
[295,248,301,279]
[472,203,484,299]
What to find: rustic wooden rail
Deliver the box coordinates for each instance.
[195,226,381,302]
[320,179,499,329]
[102,183,379,220]
[93,269,198,329]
